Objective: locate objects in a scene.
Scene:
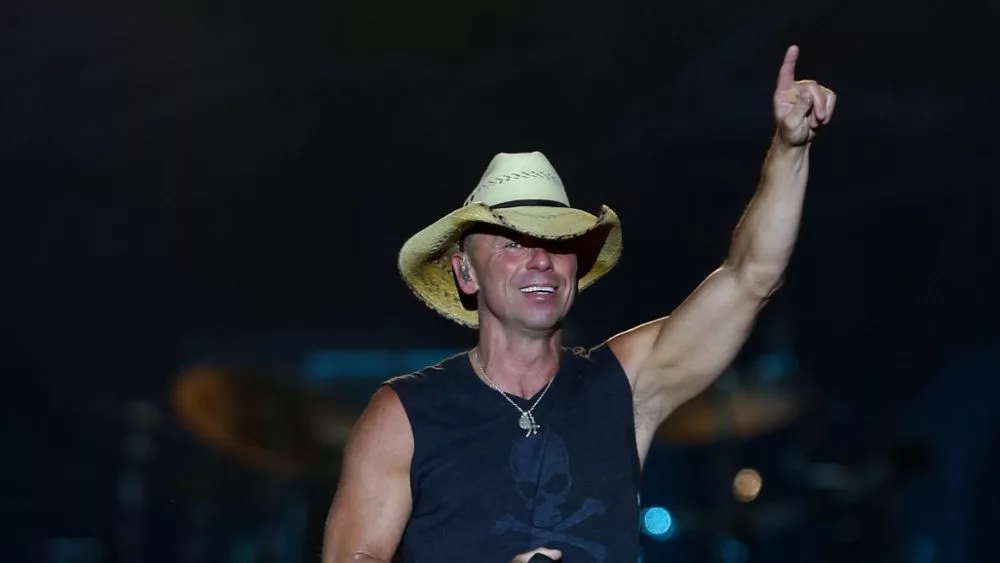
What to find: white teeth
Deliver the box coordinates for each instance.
[520,286,556,293]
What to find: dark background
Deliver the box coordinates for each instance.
[3,0,998,562]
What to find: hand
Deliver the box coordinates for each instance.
[773,45,836,146]
[509,547,563,562]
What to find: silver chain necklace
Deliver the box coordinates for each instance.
[472,348,555,437]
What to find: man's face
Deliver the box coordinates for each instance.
[453,229,579,333]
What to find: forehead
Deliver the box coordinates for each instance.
[463,225,579,255]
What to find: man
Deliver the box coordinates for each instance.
[322,45,835,563]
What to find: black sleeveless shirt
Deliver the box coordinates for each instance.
[384,344,641,563]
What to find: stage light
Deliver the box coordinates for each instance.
[753,352,797,382]
[640,506,674,540]
[732,468,762,502]
[720,538,748,563]
[910,536,935,563]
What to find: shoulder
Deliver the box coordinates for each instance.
[347,385,413,466]
[381,352,473,426]
[606,317,668,385]
[384,351,469,387]
[326,385,414,560]
[384,351,470,399]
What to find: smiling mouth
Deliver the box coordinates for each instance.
[520,285,557,294]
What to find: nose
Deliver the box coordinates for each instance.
[526,247,554,271]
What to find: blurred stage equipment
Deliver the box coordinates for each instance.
[117,401,161,563]
[654,362,807,445]
[650,329,811,562]
[172,364,358,480]
[90,392,318,563]
[788,441,934,502]
[654,384,803,445]
[169,363,364,563]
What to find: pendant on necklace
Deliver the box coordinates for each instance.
[518,412,540,437]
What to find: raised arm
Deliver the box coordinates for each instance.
[322,386,413,563]
[610,46,836,449]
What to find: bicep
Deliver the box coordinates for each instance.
[613,266,767,415]
[322,386,413,563]
[654,265,765,380]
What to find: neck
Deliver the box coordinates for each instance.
[474,320,562,399]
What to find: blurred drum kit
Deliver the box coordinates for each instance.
[93,363,363,563]
[92,336,926,563]
[170,365,358,480]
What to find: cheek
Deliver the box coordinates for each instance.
[486,257,521,283]
[554,255,578,279]
[479,264,515,294]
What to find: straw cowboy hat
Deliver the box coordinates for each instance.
[397,151,623,327]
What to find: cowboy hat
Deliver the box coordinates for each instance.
[397,151,623,327]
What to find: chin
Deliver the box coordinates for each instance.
[526,319,561,331]
[518,312,567,333]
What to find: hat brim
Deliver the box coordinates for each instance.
[398,203,622,327]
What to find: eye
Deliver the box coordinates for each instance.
[504,240,522,249]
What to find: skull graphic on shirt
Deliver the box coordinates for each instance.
[494,432,608,562]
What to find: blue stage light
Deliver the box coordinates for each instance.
[640,506,674,540]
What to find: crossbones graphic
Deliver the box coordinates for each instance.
[493,434,609,562]
[492,499,608,561]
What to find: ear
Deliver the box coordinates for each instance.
[450,252,478,295]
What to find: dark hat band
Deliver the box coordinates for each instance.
[488,199,569,210]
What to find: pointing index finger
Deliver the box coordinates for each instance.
[776,45,799,91]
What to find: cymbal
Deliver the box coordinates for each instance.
[655,386,804,445]
[172,365,358,477]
